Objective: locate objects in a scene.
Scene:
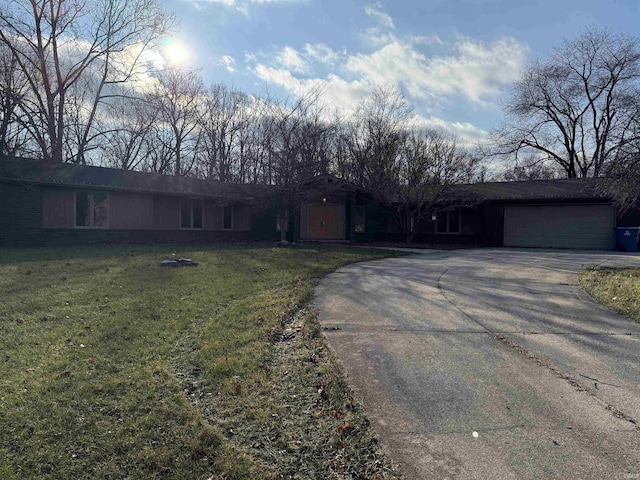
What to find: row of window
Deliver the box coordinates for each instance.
[74,192,234,230]
[73,192,460,234]
[352,207,461,235]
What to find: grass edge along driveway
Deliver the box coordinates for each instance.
[0,244,402,480]
[580,266,640,324]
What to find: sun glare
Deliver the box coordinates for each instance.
[162,37,189,66]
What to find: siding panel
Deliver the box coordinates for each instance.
[42,188,74,228]
[204,203,223,231]
[153,195,180,230]
[234,204,252,232]
[110,192,153,230]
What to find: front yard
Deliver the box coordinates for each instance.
[579,267,640,323]
[0,244,401,479]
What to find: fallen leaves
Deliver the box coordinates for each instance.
[337,421,356,436]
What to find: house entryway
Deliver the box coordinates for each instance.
[302,204,346,240]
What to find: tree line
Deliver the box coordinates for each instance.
[0,9,477,188]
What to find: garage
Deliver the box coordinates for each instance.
[504,204,616,249]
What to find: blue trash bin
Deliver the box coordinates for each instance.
[616,227,640,252]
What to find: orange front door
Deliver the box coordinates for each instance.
[307,205,340,239]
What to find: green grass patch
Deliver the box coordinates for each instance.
[0,244,402,479]
[579,267,640,323]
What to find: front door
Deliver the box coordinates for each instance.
[307,205,340,239]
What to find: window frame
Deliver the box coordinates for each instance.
[435,209,462,235]
[74,191,110,229]
[180,198,204,230]
[222,204,234,231]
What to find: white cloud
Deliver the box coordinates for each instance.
[413,116,489,146]
[254,34,527,109]
[364,3,394,29]
[253,34,527,114]
[253,62,490,144]
[276,46,308,73]
[423,36,528,104]
[345,35,527,106]
[361,3,397,47]
[254,64,301,91]
[304,43,341,66]
[253,63,490,146]
[407,34,444,46]
[220,55,236,72]
[253,65,370,113]
[346,41,429,97]
[248,5,527,141]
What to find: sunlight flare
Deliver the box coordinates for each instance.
[162,37,190,66]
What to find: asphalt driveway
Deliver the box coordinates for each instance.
[315,248,640,479]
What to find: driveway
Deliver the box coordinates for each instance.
[315,249,640,479]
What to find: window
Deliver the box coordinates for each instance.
[223,205,233,230]
[181,199,203,229]
[354,206,366,233]
[435,209,461,234]
[75,191,109,228]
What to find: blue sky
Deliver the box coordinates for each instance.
[159,0,640,144]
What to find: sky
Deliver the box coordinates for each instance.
[158,0,640,145]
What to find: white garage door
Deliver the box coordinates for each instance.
[504,204,615,249]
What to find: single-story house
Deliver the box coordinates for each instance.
[0,156,637,249]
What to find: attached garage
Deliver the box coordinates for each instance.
[504,204,616,249]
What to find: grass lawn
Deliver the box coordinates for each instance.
[579,267,640,323]
[0,244,401,480]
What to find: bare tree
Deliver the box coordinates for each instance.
[345,87,478,242]
[500,154,563,181]
[0,43,32,155]
[599,133,640,211]
[148,68,204,176]
[234,100,269,183]
[343,86,413,187]
[0,0,172,163]
[399,129,479,242]
[260,86,336,240]
[199,84,248,182]
[492,28,640,178]
[97,95,157,170]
